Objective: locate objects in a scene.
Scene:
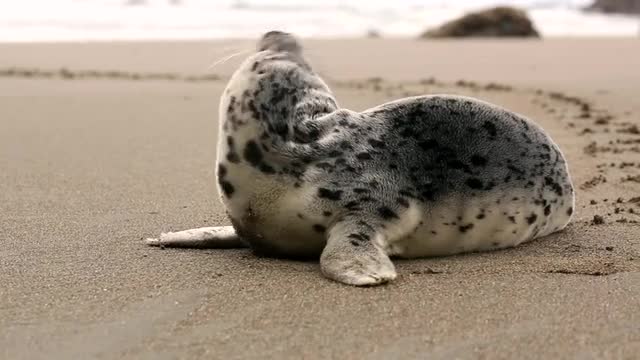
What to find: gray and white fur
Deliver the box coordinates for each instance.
[146,31,575,286]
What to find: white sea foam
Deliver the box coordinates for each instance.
[0,0,638,42]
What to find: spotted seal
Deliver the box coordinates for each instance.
[146,31,575,286]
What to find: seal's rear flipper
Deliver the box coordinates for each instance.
[145,226,247,249]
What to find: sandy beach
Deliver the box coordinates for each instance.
[1,38,639,359]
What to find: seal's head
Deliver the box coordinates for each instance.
[257,30,302,55]
[219,31,337,146]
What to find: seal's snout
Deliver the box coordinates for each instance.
[258,30,302,54]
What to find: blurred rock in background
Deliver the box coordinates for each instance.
[420,6,540,39]
[586,0,640,14]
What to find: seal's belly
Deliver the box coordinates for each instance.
[389,189,574,258]
[225,179,327,258]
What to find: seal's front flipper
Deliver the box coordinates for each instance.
[320,217,396,286]
[145,226,247,249]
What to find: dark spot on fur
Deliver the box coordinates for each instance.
[567,207,573,216]
[243,140,263,166]
[348,233,370,242]
[476,213,485,219]
[421,189,436,201]
[218,164,227,178]
[344,201,361,211]
[507,165,525,175]
[397,197,409,207]
[526,213,538,225]
[508,216,516,223]
[315,162,333,170]
[356,152,372,161]
[368,139,386,149]
[318,188,342,201]
[544,205,551,216]
[312,224,326,233]
[220,181,235,197]
[258,163,276,174]
[339,141,352,151]
[482,121,497,137]
[459,223,474,233]
[485,181,496,191]
[418,139,439,150]
[323,211,332,217]
[545,176,563,196]
[465,178,483,190]
[378,206,398,220]
[470,154,487,167]
[447,160,471,173]
[226,152,240,163]
[356,220,369,227]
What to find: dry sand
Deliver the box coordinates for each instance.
[1,39,639,359]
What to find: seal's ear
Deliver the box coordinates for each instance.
[257,31,302,55]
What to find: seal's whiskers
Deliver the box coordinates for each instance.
[207,49,252,71]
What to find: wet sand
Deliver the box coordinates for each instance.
[1,39,639,359]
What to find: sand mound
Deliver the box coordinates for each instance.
[421,6,540,38]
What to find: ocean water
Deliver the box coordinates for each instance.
[0,0,638,42]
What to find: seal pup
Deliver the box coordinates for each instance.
[146,31,575,286]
